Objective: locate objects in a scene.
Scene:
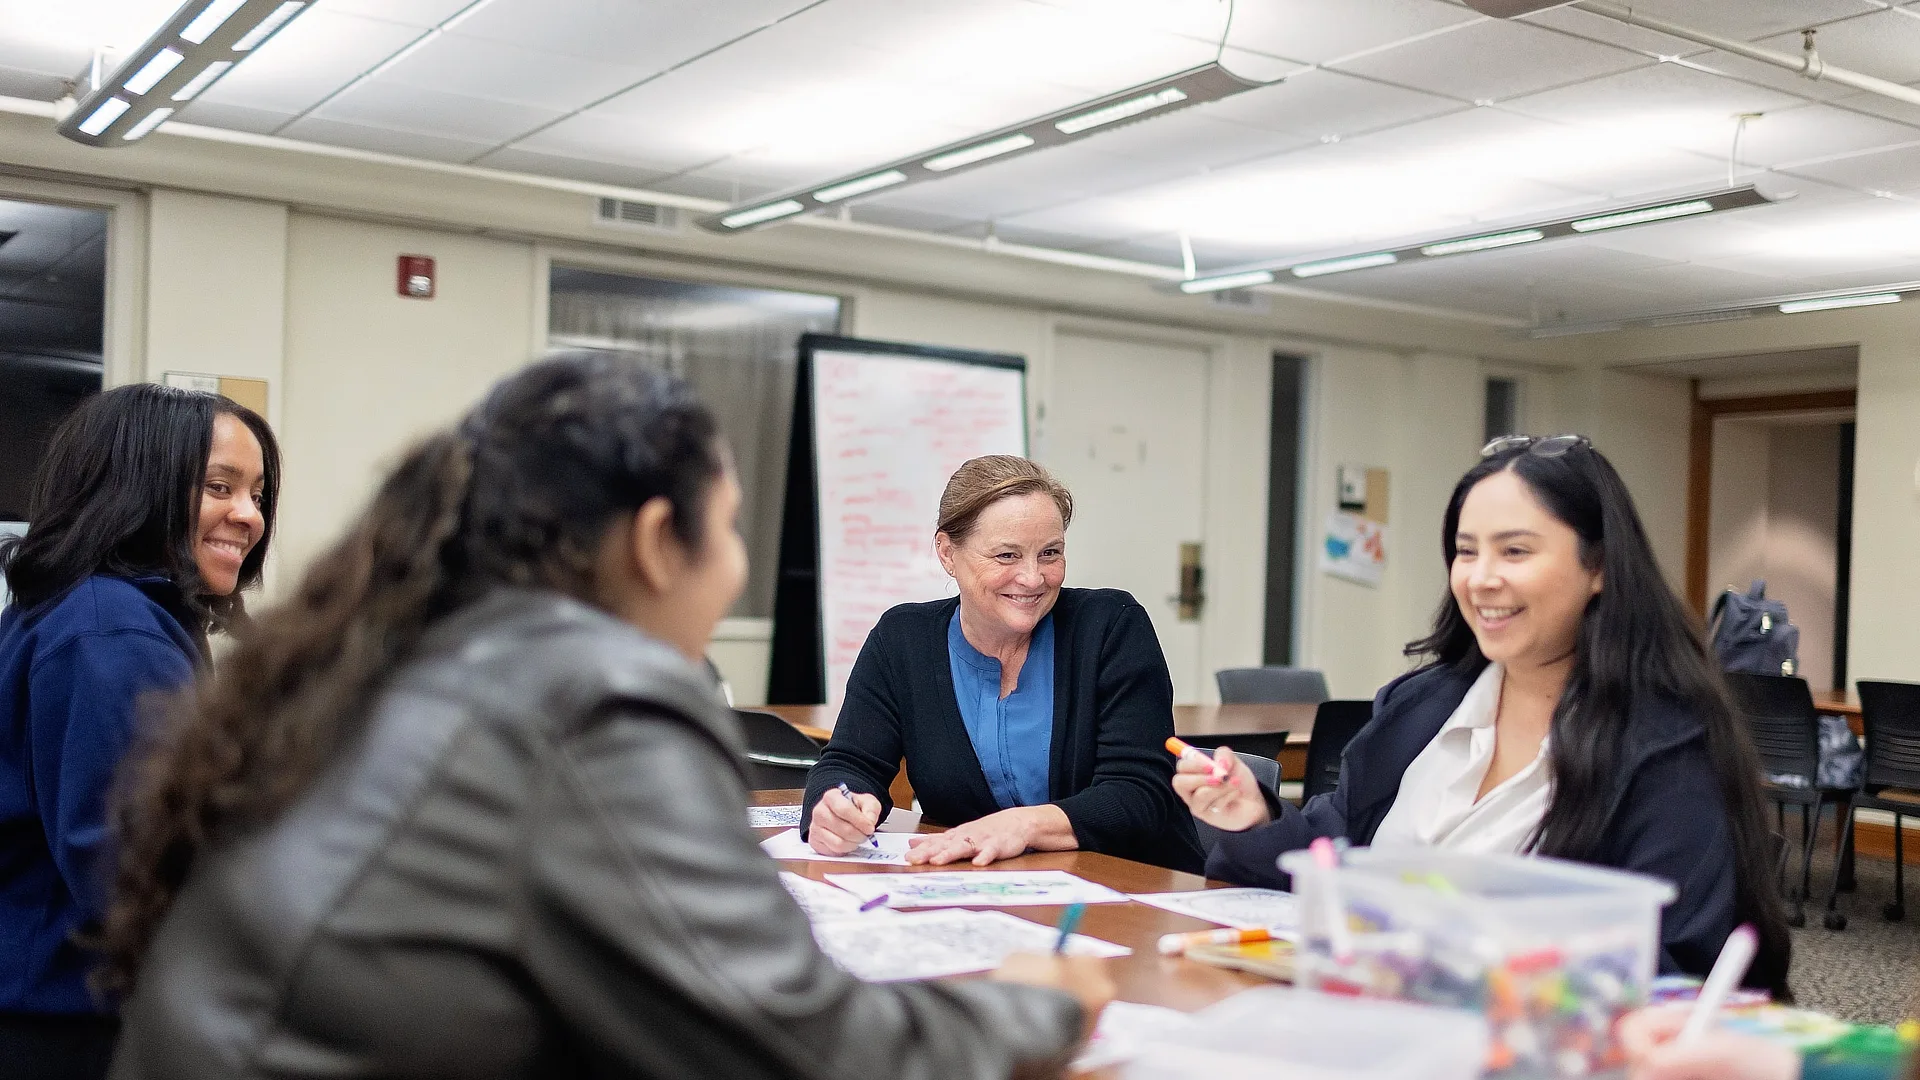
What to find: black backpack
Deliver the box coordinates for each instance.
[1709,580,1799,678]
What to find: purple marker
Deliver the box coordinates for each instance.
[858,894,890,912]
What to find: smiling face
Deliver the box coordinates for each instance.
[194,413,268,597]
[1450,467,1602,671]
[936,491,1067,644]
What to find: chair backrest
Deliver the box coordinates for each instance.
[734,710,823,792]
[1722,672,1820,785]
[1857,680,1920,792]
[1303,699,1373,801]
[1215,666,1330,705]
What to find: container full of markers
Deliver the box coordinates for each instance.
[1278,846,1676,1080]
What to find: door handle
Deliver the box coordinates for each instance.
[1169,541,1205,621]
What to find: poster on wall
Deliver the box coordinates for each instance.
[1320,511,1386,588]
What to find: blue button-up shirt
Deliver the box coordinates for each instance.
[947,611,1054,810]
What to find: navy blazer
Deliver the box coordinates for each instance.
[803,589,1204,873]
[1209,664,1775,985]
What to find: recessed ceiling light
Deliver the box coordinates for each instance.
[1179,269,1276,294]
[181,0,248,44]
[720,200,807,229]
[1569,199,1714,232]
[924,134,1036,172]
[699,62,1266,232]
[1778,293,1902,314]
[123,48,184,95]
[1054,87,1187,135]
[1291,252,1398,277]
[233,2,305,50]
[1421,229,1546,257]
[76,98,131,136]
[813,170,908,204]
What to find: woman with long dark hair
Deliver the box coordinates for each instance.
[1175,434,1791,995]
[101,354,1105,1080]
[0,385,277,1080]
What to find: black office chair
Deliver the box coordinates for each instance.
[735,708,824,791]
[1723,672,1851,928]
[1302,699,1374,802]
[1828,680,1920,930]
[1191,751,1284,852]
[1215,666,1330,705]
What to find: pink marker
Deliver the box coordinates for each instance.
[1166,736,1229,783]
[1309,837,1353,964]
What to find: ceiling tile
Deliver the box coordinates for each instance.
[173,99,299,135]
[1224,0,1480,66]
[508,110,732,176]
[450,0,804,68]
[1724,105,1920,171]
[1334,18,1646,104]
[1785,144,1920,195]
[1564,1,1874,41]
[310,82,562,144]
[847,203,978,236]
[475,145,681,190]
[317,0,478,29]
[380,34,652,112]
[0,66,64,100]
[278,115,507,164]
[1202,68,1462,139]
[195,8,425,116]
[1501,60,1810,129]
[1516,6,1713,59]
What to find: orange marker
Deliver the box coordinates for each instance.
[1157,926,1273,956]
[1165,736,1229,782]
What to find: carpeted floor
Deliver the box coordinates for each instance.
[1782,830,1920,1024]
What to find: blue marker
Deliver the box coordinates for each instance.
[836,783,880,848]
[1052,903,1086,955]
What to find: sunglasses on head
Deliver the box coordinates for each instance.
[1480,433,1592,459]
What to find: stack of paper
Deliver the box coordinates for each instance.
[808,908,1129,982]
[759,828,914,865]
[824,870,1128,909]
[1129,888,1299,931]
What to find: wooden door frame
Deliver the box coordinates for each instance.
[1684,385,1857,617]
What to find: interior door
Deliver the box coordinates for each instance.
[1045,331,1210,703]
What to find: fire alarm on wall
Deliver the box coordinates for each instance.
[397,254,435,299]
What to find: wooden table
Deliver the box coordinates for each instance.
[752,788,1264,1028]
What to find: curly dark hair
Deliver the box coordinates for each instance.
[98,352,722,993]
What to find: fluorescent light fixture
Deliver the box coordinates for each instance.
[1179,270,1276,294]
[59,0,317,147]
[77,98,131,136]
[172,61,231,101]
[700,62,1266,232]
[1778,293,1902,314]
[924,134,1035,172]
[720,200,806,229]
[181,0,248,43]
[233,1,304,50]
[1169,186,1781,297]
[1569,199,1714,232]
[123,48,184,95]
[124,107,174,140]
[1421,229,1545,257]
[813,170,908,203]
[1292,252,1398,278]
[1055,87,1188,135]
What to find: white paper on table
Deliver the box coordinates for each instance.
[760,828,913,865]
[808,909,1129,982]
[748,805,804,829]
[778,872,874,921]
[824,870,1128,909]
[1128,888,1300,931]
[876,807,922,833]
[1072,1001,1196,1072]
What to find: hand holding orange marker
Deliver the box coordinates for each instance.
[1165,736,1229,783]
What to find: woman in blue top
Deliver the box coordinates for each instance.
[802,455,1202,873]
[0,384,278,1080]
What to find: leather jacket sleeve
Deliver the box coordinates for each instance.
[520,704,1084,1080]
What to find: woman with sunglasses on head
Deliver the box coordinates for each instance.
[1176,434,1791,994]
[0,385,277,1080]
[101,355,1105,1080]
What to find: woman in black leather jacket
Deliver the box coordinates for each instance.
[98,353,1106,1080]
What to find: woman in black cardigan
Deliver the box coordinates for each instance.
[802,457,1203,874]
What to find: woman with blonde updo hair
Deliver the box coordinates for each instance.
[803,455,1203,872]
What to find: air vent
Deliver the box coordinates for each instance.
[1208,288,1270,313]
[595,197,680,233]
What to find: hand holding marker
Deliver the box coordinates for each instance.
[1165,736,1229,782]
[1678,924,1758,1043]
[836,782,880,848]
[1053,903,1087,954]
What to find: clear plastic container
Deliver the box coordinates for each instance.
[1277,847,1676,1079]
[1124,987,1490,1080]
